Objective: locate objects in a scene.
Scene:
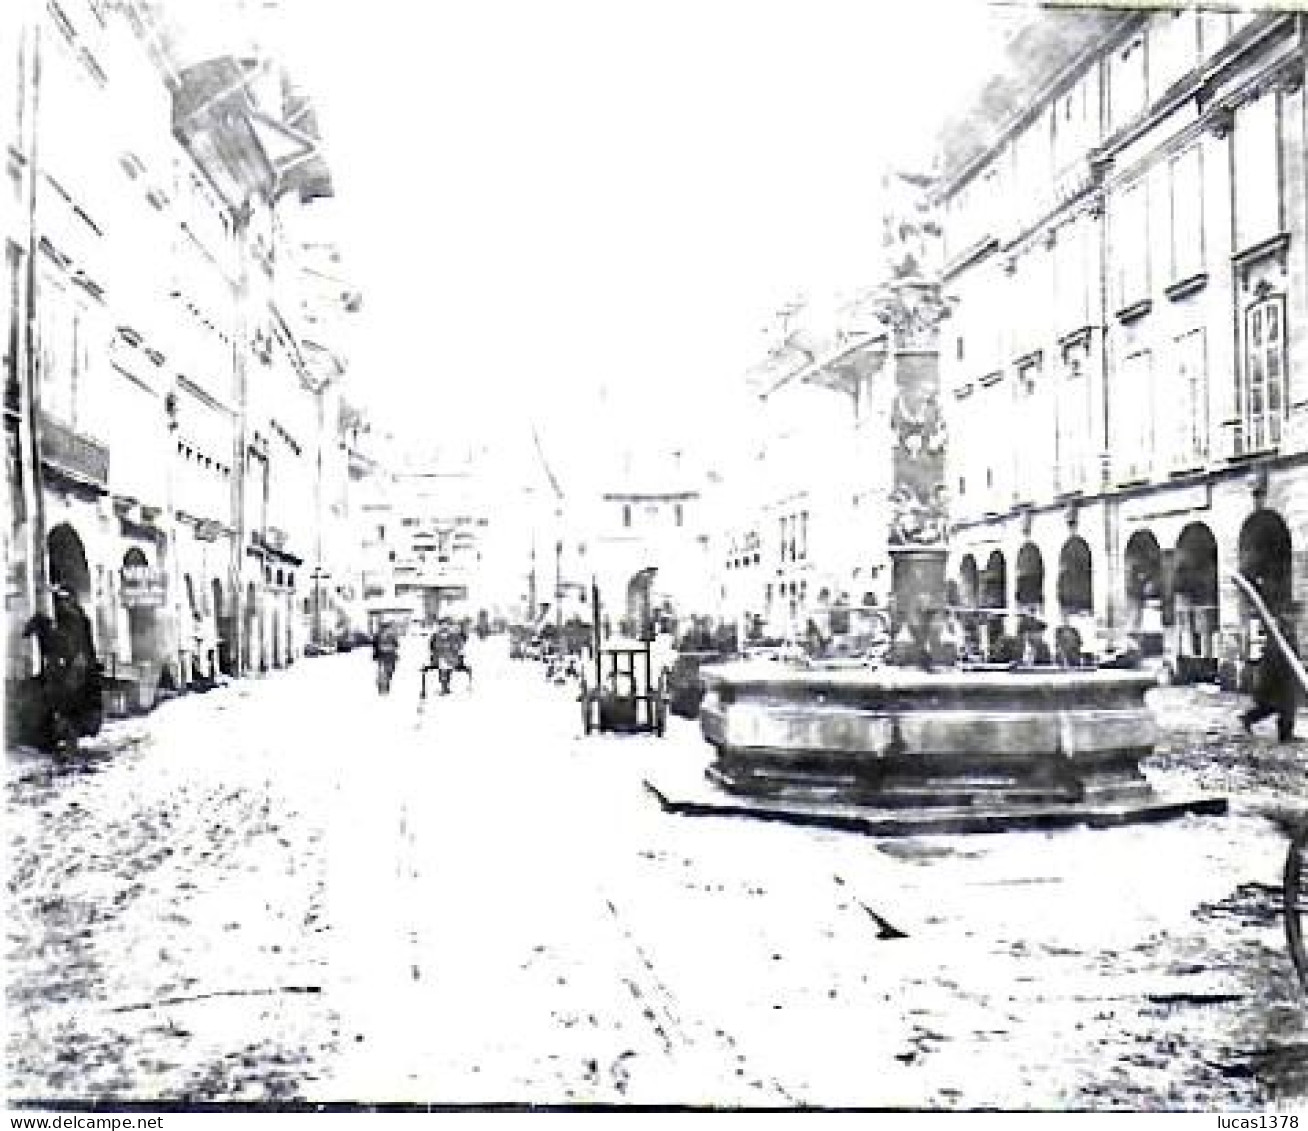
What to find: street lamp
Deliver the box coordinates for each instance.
[310,564,328,650]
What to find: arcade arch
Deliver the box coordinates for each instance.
[1057,536,1093,616]
[47,523,91,602]
[1238,509,1293,612]
[1015,542,1044,611]
[1174,521,1219,674]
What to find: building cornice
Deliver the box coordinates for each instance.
[950,446,1308,536]
[1099,12,1299,169]
[942,236,999,283]
[939,11,1140,198]
[601,492,699,504]
[940,11,1296,207]
[175,372,235,417]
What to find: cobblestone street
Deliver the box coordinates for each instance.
[6,639,1308,1110]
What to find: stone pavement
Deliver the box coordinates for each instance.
[6,650,1308,1110]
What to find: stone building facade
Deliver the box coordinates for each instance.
[938,8,1308,680]
[4,0,359,727]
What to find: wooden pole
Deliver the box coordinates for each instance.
[592,579,601,691]
[18,15,48,627]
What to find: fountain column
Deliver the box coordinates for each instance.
[882,278,950,664]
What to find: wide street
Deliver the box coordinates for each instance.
[6,634,1308,1110]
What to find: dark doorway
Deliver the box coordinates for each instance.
[980,551,1006,610]
[1057,536,1093,615]
[122,547,158,664]
[1238,509,1293,612]
[245,581,259,672]
[1123,530,1163,628]
[213,578,235,676]
[958,554,978,609]
[1015,542,1044,611]
[47,522,91,602]
[1174,522,1219,679]
[1124,529,1165,655]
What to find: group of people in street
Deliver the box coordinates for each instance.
[13,581,1304,751]
[370,617,472,698]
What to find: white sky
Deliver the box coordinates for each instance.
[274,0,1020,466]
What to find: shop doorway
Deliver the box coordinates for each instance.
[47,523,91,603]
[1015,542,1044,612]
[121,547,159,664]
[213,578,235,676]
[244,581,259,672]
[1057,535,1094,617]
[958,554,979,609]
[1124,529,1165,656]
[980,550,1007,655]
[1173,522,1219,681]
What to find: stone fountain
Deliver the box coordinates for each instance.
[645,181,1225,836]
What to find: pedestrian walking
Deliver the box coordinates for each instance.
[372,620,401,695]
[1241,614,1299,741]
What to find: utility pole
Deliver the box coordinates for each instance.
[555,532,563,632]
[230,201,251,674]
[311,378,327,650]
[527,536,536,622]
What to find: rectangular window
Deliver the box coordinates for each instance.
[1111,33,1147,132]
[1014,356,1046,502]
[1169,145,1204,281]
[1150,9,1198,96]
[1200,13,1232,59]
[1055,218,1091,332]
[1054,347,1091,494]
[1053,83,1081,171]
[5,242,20,408]
[1115,182,1149,308]
[979,378,1006,507]
[1171,328,1208,469]
[1114,350,1154,482]
[1240,295,1286,454]
[1234,91,1280,251]
[36,261,74,424]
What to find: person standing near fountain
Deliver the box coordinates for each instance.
[1241,612,1299,741]
[1019,615,1052,667]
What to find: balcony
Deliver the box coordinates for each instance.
[39,413,109,492]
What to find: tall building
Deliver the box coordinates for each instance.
[938,8,1307,680]
[582,445,715,637]
[391,467,488,625]
[4,0,360,728]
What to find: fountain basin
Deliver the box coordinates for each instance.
[642,659,1226,835]
[697,660,1164,809]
